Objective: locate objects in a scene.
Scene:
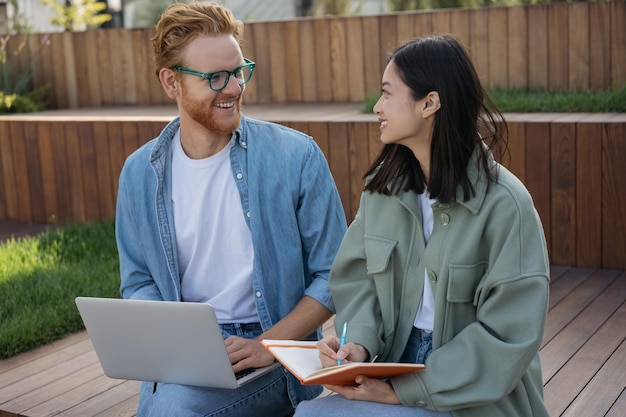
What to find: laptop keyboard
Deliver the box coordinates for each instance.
[235,368,256,380]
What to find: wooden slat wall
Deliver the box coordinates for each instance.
[3,2,624,110]
[1,115,625,270]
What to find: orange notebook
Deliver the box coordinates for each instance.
[261,340,424,386]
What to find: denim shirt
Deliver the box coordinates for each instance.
[115,115,347,405]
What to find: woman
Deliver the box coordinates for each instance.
[295,34,550,417]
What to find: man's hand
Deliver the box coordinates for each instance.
[325,375,402,404]
[225,335,275,372]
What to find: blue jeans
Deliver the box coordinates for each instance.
[294,327,452,417]
[137,323,293,417]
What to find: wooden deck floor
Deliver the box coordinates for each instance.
[0,265,624,416]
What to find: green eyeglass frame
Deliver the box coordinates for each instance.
[173,58,256,91]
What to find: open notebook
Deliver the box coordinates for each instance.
[75,297,279,389]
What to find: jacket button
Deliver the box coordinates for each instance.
[439,213,450,226]
[236,173,243,179]
[427,270,437,283]
[416,400,428,407]
[255,291,262,298]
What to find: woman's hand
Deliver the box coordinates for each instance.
[325,375,402,404]
[316,335,368,367]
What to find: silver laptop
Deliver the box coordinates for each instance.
[75,297,279,389]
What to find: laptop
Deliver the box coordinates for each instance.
[75,297,279,389]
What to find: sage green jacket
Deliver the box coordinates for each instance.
[330,150,550,417]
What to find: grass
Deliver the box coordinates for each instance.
[0,219,120,359]
[361,86,626,113]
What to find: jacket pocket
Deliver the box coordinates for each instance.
[364,235,398,344]
[442,262,487,341]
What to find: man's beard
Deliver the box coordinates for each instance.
[180,86,242,135]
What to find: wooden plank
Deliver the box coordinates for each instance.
[307,122,330,164]
[145,29,170,105]
[313,18,332,102]
[346,17,365,102]
[527,4,549,89]
[542,268,619,346]
[49,32,69,110]
[23,122,46,223]
[0,351,99,411]
[605,389,626,417]
[347,122,370,222]
[251,22,271,104]
[610,0,626,89]
[131,30,151,106]
[396,11,414,45]
[63,123,87,223]
[96,30,114,106]
[83,30,102,107]
[547,3,569,91]
[0,335,93,389]
[450,8,470,47]
[93,122,115,220]
[468,8,489,87]
[379,14,398,65]
[524,123,551,258]
[297,19,317,103]
[361,15,382,99]
[93,394,138,417]
[284,20,303,103]
[412,10,433,39]
[431,9,450,35]
[545,298,626,417]
[51,380,140,417]
[50,122,72,224]
[62,32,78,109]
[575,123,601,267]
[0,122,17,220]
[488,7,508,89]
[506,122,526,182]
[71,31,92,108]
[568,2,589,90]
[37,122,59,223]
[602,123,626,270]
[507,6,528,89]
[77,122,101,221]
[8,121,31,222]
[106,122,126,205]
[328,122,351,218]
[268,21,287,102]
[540,274,626,383]
[546,267,595,311]
[550,123,576,266]
[21,373,126,417]
[330,18,349,102]
[588,1,612,90]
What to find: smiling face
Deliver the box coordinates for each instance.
[177,34,245,136]
[372,61,441,167]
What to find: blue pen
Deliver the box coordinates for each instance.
[337,321,348,365]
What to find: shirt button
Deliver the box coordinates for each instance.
[439,213,450,226]
[255,291,262,298]
[416,400,428,407]
[236,173,243,179]
[427,270,437,283]
[246,211,251,218]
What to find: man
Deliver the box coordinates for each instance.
[114,2,347,416]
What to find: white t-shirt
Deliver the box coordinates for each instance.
[413,190,437,331]
[171,130,258,323]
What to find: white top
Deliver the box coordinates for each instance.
[413,190,436,331]
[172,130,258,323]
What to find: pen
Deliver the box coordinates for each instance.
[337,321,348,365]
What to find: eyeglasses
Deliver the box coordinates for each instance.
[173,58,255,91]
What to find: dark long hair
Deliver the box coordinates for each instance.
[364,34,508,203]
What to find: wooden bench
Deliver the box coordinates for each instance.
[1,265,624,417]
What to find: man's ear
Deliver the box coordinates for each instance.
[159,68,179,99]
[422,91,441,119]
